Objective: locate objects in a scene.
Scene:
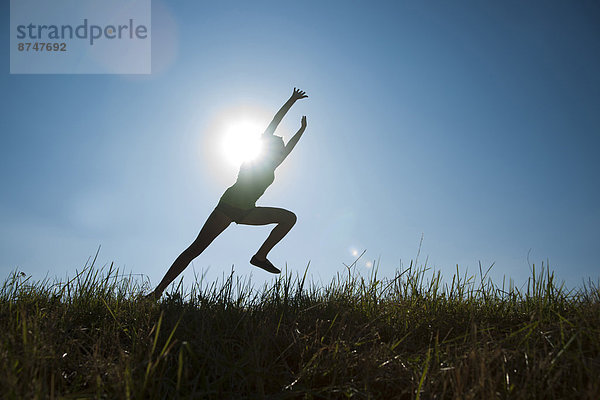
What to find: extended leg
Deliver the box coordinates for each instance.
[238,207,297,273]
[152,209,232,296]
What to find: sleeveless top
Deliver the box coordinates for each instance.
[218,159,276,210]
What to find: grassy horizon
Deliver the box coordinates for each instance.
[1,255,599,399]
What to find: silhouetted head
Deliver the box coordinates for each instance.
[262,134,285,162]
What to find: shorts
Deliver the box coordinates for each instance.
[215,201,255,224]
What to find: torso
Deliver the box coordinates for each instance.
[219,159,276,209]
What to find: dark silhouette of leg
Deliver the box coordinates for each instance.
[152,209,232,296]
[238,207,296,272]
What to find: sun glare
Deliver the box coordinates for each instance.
[221,120,264,167]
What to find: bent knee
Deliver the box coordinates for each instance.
[285,210,297,226]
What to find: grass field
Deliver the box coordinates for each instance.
[1,254,599,399]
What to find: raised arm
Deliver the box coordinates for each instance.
[263,88,308,136]
[274,116,307,167]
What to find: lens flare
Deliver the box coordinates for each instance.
[221,120,264,167]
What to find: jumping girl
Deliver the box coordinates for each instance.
[147,88,308,298]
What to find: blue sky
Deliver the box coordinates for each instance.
[1,0,599,290]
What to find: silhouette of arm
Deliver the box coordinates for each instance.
[275,116,307,167]
[263,88,308,136]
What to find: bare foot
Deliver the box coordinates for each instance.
[250,255,281,274]
[144,290,162,301]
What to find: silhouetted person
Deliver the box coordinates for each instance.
[147,88,308,299]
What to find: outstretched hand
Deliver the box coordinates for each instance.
[300,115,307,130]
[291,87,308,101]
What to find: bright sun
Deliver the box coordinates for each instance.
[221,120,264,167]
